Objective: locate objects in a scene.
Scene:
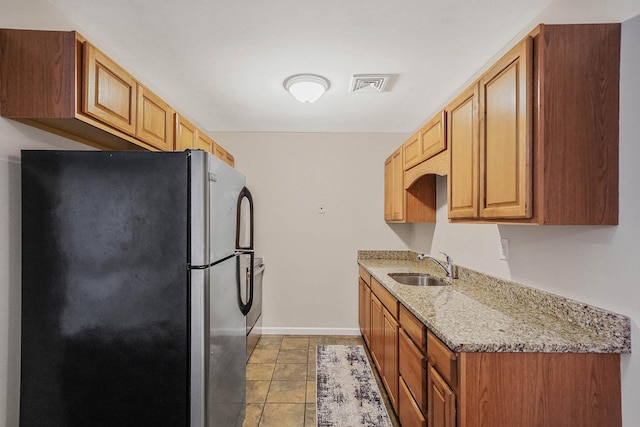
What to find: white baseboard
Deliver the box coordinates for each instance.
[260,327,361,336]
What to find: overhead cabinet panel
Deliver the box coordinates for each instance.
[83,42,137,136]
[0,29,236,162]
[447,85,479,219]
[419,110,447,161]
[448,23,619,224]
[136,84,173,151]
[479,37,532,219]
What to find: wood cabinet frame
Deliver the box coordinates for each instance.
[357,264,624,427]
[0,29,235,162]
[448,23,620,224]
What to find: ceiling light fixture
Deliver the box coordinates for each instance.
[283,74,330,104]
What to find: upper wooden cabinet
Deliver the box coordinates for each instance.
[404,111,447,170]
[447,84,479,220]
[479,37,532,219]
[0,29,149,150]
[403,132,421,170]
[83,42,137,137]
[449,23,620,224]
[448,38,531,221]
[384,147,404,222]
[0,28,236,164]
[194,128,214,152]
[174,113,198,151]
[136,84,174,151]
[214,143,235,167]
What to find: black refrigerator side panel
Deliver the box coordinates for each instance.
[21,151,190,427]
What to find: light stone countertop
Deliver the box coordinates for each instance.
[358,252,631,353]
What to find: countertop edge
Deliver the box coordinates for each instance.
[357,255,631,354]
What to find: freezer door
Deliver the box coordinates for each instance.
[190,150,247,266]
[191,256,247,427]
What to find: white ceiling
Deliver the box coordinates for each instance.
[51,0,555,133]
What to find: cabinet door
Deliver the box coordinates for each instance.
[399,376,427,427]
[136,84,173,151]
[363,283,371,348]
[428,364,456,427]
[399,328,426,413]
[384,156,393,221]
[420,110,446,161]
[358,279,368,337]
[224,152,235,167]
[479,37,533,219]
[195,130,214,153]
[174,113,197,151]
[403,132,421,170]
[213,143,235,167]
[384,148,404,222]
[382,306,398,413]
[391,148,404,221]
[447,85,479,219]
[83,42,137,136]
[370,294,384,373]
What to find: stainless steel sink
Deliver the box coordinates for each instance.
[388,273,449,286]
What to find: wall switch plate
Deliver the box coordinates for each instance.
[318,203,326,214]
[499,238,510,260]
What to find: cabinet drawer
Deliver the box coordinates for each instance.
[358,266,371,286]
[399,376,426,427]
[399,329,426,413]
[427,332,457,387]
[371,277,398,318]
[399,304,426,350]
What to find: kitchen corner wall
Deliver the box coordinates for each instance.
[211,132,411,333]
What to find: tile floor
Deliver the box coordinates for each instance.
[243,335,401,427]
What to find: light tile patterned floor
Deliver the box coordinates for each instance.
[243,335,401,427]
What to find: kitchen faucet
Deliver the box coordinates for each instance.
[417,252,457,279]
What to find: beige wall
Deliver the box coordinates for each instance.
[212,132,412,333]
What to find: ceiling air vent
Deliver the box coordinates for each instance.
[349,74,391,93]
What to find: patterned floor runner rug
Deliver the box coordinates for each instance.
[316,345,393,427]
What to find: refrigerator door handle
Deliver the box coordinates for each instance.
[237,252,253,315]
[236,187,254,251]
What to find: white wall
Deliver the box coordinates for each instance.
[213,132,411,333]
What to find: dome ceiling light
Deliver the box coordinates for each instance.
[283,74,330,104]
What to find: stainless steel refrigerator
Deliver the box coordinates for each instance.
[20,150,254,427]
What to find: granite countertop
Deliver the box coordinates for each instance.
[358,252,631,353]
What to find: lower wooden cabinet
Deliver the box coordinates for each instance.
[399,376,426,427]
[370,294,384,371]
[358,277,371,348]
[359,273,399,415]
[382,306,399,412]
[357,264,623,427]
[428,364,456,427]
[399,328,427,413]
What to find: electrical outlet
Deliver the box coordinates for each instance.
[499,238,510,260]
